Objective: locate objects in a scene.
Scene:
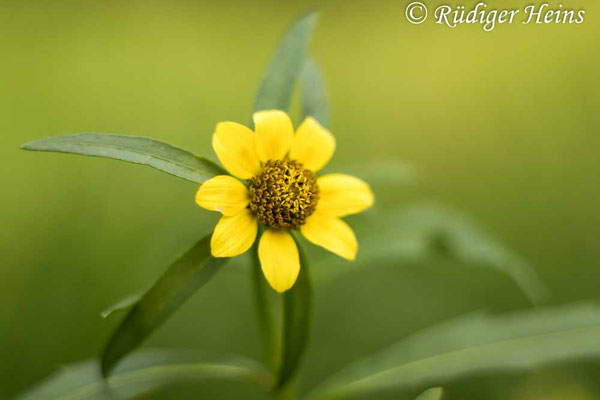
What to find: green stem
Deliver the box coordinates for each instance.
[273,235,313,398]
[272,378,298,400]
[251,240,279,374]
[252,235,312,400]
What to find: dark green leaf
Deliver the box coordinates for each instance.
[101,235,227,377]
[308,302,600,399]
[21,133,225,183]
[253,12,318,113]
[301,58,329,127]
[276,236,312,388]
[415,388,444,400]
[17,349,271,400]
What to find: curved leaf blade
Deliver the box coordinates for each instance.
[301,58,329,127]
[253,12,318,113]
[308,302,600,399]
[277,237,313,388]
[416,388,444,400]
[21,133,225,183]
[318,203,547,305]
[382,203,549,304]
[101,235,227,376]
[18,349,271,400]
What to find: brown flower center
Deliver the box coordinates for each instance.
[248,159,319,230]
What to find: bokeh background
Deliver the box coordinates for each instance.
[1,0,599,399]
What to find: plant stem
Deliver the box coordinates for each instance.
[251,241,279,374]
[272,378,298,400]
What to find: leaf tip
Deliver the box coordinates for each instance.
[21,137,51,151]
[300,10,319,29]
[20,142,34,151]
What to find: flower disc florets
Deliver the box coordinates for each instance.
[248,159,319,230]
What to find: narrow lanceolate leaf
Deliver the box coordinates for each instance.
[17,349,272,400]
[327,203,547,305]
[415,388,444,400]
[101,235,227,377]
[277,237,313,388]
[253,12,318,113]
[301,58,329,127]
[384,203,549,304]
[308,302,600,400]
[22,133,225,183]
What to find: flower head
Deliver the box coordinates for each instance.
[196,110,374,292]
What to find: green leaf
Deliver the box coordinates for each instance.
[415,388,444,400]
[101,234,227,377]
[307,302,600,399]
[301,58,329,127]
[21,133,225,183]
[276,236,313,389]
[253,12,318,113]
[379,203,549,304]
[17,349,271,400]
[317,202,547,305]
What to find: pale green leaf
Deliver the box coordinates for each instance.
[17,349,271,400]
[101,234,227,376]
[415,387,443,400]
[301,58,329,127]
[373,203,548,304]
[22,133,225,183]
[253,12,318,113]
[308,302,600,399]
[316,202,547,305]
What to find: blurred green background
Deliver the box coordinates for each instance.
[1,0,599,398]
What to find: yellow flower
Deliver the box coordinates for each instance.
[196,110,374,292]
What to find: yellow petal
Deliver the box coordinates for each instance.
[195,175,249,216]
[253,110,294,162]
[212,122,261,179]
[317,174,374,217]
[289,117,336,171]
[211,209,258,257]
[258,229,300,292]
[300,212,357,260]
